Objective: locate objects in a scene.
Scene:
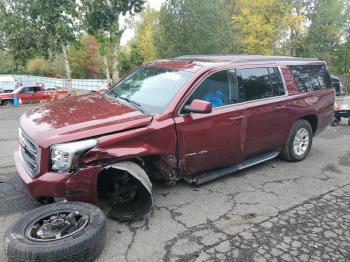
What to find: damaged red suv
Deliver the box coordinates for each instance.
[15,55,335,220]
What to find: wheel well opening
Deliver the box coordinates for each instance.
[97,162,152,221]
[302,115,318,135]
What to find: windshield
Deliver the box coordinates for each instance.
[109,66,192,114]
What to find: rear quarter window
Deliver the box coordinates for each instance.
[289,64,332,92]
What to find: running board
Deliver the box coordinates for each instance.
[184,150,280,185]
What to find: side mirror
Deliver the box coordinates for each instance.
[184,99,212,114]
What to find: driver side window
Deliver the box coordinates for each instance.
[182,70,238,113]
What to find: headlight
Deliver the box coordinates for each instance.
[51,139,97,172]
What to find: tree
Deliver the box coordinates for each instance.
[68,35,103,79]
[81,0,145,86]
[134,6,159,62]
[25,0,78,89]
[0,0,79,88]
[231,0,293,55]
[26,58,49,76]
[155,0,235,58]
[118,42,144,77]
[0,0,50,67]
[301,0,348,63]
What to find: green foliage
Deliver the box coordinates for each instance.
[302,0,348,61]
[26,58,49,76]
[118,42,144,77]
[0,51,15,74]
[134,6,159,62]
[232,0,293,55]
[155,0,235,58]
[68,35,103,79]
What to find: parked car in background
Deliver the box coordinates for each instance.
[15,55,335,220]
[0,85,69,106]
[331,75,345,96]
[332,96,350,126]
[0,76,19,93]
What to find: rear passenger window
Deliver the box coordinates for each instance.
[289,65,332,92]
[239,67,285,102]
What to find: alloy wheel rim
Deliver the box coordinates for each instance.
[293,128,310,156]
[26,211,89,242]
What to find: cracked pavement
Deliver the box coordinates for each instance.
[0,106,350,261]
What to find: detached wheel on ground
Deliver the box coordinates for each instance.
[5,202,106,262]
[280,119,313,162]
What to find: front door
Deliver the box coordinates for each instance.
[174,69,245,175]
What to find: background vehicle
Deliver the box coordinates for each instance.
[0,85,69,106]
[15,55,335,220]
[0,76,18,93]
[332,96,350,126]
[331,75,345,96]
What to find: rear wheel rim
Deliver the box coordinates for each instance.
[293,128,310,156]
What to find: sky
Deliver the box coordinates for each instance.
[120,0,165,46]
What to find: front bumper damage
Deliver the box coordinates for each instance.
[15,147,153,221]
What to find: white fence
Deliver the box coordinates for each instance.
[1,75,108,91]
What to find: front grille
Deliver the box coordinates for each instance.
[19,128,41,177]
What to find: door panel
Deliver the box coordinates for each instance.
[243,98,290,156]
[175,108,245,175]
[174,69,245,175]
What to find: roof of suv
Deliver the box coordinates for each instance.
[149,55,321,72]
[175,55,319,63]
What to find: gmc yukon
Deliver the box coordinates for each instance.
[15,55,335,220]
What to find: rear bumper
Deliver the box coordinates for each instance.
[14,146,100,204]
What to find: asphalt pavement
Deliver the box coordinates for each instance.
[0,105,350,262]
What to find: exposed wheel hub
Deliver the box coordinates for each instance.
[27,211,89,241]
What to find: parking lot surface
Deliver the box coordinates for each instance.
[0,105,350,262]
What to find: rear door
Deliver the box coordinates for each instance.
[174,69,245,175]
[237,67,290,156]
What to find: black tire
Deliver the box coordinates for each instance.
[280,119,313,162]
[5,202,106,262]
[348,118,350,126]
[331,119,339,126]
[2,100,14,106]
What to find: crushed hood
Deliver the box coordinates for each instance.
[20,93,153,148]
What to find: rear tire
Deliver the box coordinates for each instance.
[280,119,313,162]
[348,118,350,126]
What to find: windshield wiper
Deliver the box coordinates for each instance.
[117,96,145,114]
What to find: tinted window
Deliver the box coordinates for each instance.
[289,65,331,92]
[185,70,238,110]
[240,68,273,101]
